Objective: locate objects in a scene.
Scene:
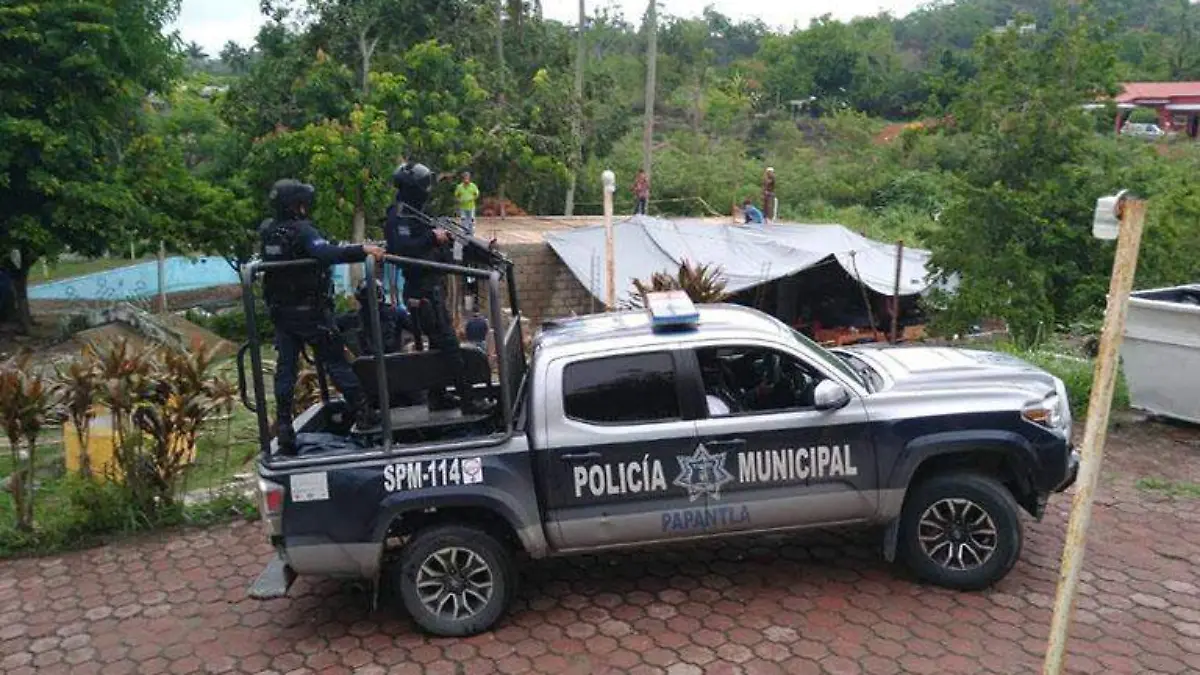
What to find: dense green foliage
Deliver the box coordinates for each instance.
[4,0,1200,342]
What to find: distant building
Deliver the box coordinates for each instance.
[1112,82,1200,138]
[992,20,1036,35]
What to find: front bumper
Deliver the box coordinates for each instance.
[1054,446,1080,492]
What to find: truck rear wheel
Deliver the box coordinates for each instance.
[898,472,1023,590]
[394,525,515,636]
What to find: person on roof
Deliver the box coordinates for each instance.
[742,198,764,226]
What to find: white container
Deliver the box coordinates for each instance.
[1121,284,1200,423]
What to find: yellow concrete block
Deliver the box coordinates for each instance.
[64,407,197,480]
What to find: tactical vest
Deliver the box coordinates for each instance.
[260,219,331,309]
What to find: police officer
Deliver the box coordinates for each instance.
[354,278,411,355]
[260,179,386,453]
[385,162,494,415]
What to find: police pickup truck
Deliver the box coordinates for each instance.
[245,266,1078,637]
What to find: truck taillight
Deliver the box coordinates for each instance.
[258,479,284,538]
[259,479,284,514]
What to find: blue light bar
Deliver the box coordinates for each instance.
[646,291,699,330]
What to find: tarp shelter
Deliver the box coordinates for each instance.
[544,216,936,306]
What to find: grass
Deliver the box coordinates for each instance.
[29,256,152,286]
[1135,477,1200,499]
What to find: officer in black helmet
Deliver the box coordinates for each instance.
[385,162,494,415]
[353,278,412,355]
[260,179,386,454]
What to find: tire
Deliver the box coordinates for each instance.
[898,472,1023,591]
[393,525,515,637]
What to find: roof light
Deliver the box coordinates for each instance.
[645,291,699,330]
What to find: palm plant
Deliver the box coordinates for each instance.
[628,259,730,308]
[55,346,101,477]
[0,354,57,531]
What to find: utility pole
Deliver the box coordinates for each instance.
[641,0,657,206]
[891,240,904,343]
[565,0,586,216]
[1043,196,1147,675]
[602,170,616,309]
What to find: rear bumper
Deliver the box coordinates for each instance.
[247,554,296,600]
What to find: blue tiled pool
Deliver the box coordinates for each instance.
[29,257,357,301]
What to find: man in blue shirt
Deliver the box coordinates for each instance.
[743,198,765,226]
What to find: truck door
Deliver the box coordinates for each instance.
[537,349,712,551]
[686,343,877,536]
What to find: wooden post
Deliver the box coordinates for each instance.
[156,241,167,314]
[1042,198,1147,675]
[602,170,616,310]
[891,240,904,343]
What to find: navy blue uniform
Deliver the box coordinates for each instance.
[385,198,480,410]
[260,219,367,428]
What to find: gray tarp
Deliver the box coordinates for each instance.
[544,216,935,305]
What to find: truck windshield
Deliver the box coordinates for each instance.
[789,328,867,390]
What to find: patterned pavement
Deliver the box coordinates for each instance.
[3,421,1200,674]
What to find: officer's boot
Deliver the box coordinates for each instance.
[456,377,496,416]
[350,396,381,431]
[276,416,297,456]
[428,388,461,412]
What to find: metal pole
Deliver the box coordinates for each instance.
[891,240,904,343]
[364,257,391,453]
[157,241,167,313]
[1043,198,1147,675]
[240,263,272,461]
[602,170,616,310]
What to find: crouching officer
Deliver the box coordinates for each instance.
[354,278,412,355]
[386,162,494,415]
[260,179,386,454]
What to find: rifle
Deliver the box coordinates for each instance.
[379,203,510,269]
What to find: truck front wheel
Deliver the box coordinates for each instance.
[898,472,1023,590]
[394,525,515,636]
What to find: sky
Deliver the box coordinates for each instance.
[175,0,929,56]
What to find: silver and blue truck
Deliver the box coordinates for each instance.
[241,253,1079,637]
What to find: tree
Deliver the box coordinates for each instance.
[927,6,1121,343]
[186,41,207,60]
[0,0,180,331]
[219,41,252,74]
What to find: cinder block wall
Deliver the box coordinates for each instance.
[501,242,597,326]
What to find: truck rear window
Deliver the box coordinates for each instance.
[563,352,680,424]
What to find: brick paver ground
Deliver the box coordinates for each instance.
[4,420,1200,675]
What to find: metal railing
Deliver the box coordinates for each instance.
[238,251,526,468]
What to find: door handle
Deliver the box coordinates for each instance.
[561,451,602,461]
[705,438,746,448]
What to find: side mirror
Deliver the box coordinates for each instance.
[813,380,851,411]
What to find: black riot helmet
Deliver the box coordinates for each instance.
[269,179,316,219]
[392,162,435,211]
[355,278,385,308]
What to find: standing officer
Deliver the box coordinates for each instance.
[260,179,386,454]
[385,162,494,415]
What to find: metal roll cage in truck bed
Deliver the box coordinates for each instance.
[235,250,528,470]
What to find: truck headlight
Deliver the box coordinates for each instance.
[1023,383,1071,434]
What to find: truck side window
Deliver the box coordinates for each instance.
[563,352,680,424]
[696,346,825,416]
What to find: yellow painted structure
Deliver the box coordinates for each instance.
[64,407,197,479]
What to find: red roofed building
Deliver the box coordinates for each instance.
[1114,82,1200,137]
